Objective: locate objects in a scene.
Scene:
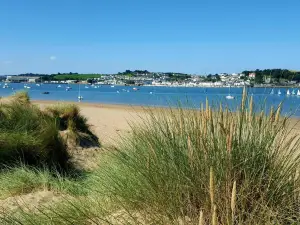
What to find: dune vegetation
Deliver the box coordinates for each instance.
[1,89,300,224]
[0,91,99,170]
[0,92,68,169]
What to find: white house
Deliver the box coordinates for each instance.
[249,73,256,79]
[28,78,39,83]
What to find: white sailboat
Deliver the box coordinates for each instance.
[297,90,300,96]
[3,83,9,88]
[36,77,42,87]
[292,89,296,95]
[278,89,282,95]
[226,86,235,99]
[287,89,291,95]
[270,89,274,94]
[78,84,83,101]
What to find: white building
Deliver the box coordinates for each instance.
[6,76,39,83]
[249,73,256,79]
[28,78,39,83]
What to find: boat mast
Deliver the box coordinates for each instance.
[78,83,81,102]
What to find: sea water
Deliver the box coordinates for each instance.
[1,83,300,116]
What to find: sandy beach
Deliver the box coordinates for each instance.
[32,100,300,147]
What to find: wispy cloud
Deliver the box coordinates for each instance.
[50,56,56,61]
[2,60,12,64]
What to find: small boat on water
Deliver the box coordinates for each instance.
[149,92,153,94]
[287,89,291,95]
[270,89,274,94]
[66,86,72,91]
[111,85,115,88]
[278,90,282,95]
[3,83,9,88]
[57,85,62,88]
[78,84,83,101]
[226,86,235,100]
[36,84,40,86]
[226,95,235,100]
[42,92,50,94]
[292,89,296,95]
[133,87,139,91]
[297,90,300,96]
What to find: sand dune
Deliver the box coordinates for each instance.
[33,101,146,146]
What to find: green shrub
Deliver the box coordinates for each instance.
[93,88,300,224]
[0,95,69,169]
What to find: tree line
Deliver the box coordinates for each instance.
[242,69,300,84]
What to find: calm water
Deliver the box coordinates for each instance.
[1,83,300,116]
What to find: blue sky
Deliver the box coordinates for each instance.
[0,0,299,75]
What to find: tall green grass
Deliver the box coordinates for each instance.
[2,88,300,224]
[0,166,85,200]
[0,92,99,170]
[12,91,31,104]
[0,98,68,169]
[93,88,300,224]
[0,92,101,223]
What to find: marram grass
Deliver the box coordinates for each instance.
[2,88,300,224]
[0,95,68,169]
[45,103,100,147]
[93,87,300,224]
[0,92,99,170]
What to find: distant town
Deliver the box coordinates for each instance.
[1,69,300,87]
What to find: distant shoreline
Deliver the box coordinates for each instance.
[2,81,300,88]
